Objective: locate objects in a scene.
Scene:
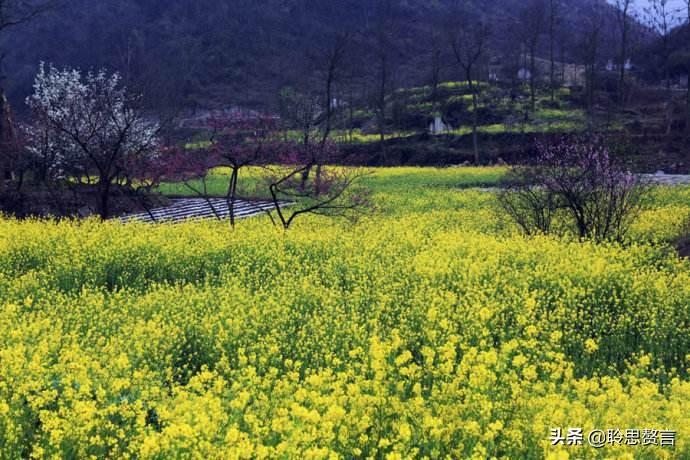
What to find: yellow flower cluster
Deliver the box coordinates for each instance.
[0,168,689,459]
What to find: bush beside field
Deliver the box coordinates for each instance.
[1,168,690,459]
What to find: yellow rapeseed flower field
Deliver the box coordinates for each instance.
[1,167,690,459]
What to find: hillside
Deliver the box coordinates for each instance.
[1,0,633,114]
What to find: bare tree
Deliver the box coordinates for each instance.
[427,13,451,115]
[645,0,677,135]
[341,58,365,144]
[0,0,55,194]
[548,0,559,103]
[279,87,319,149]
[209,115,281,227]
[614,0,635,106]
[370,0,399,163]
[430,32,443,107]
[519,0,546,112]
[0,0,54,33]
[0,90,19,193]
[267,161,371,230]
[309,32,350,188]
[447,4,489,164]
[579,3,605,125]
[154,145,225,221]
[502,20,525,109]
[280,30,351,190]
[683,0,690,135]
[318,33,349,150]
[0,1,51,87]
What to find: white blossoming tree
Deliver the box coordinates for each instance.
[25,63,159,219]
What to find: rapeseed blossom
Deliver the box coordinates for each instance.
[0,168,689,458]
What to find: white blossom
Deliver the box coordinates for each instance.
[25,63,159,182]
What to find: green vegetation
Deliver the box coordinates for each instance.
[184,140,213,150]
[179,82,591,151]
[331,129,418,145]
[156,166,508,199]
[333,80,592,145]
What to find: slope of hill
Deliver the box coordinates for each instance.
[1,0,636,113]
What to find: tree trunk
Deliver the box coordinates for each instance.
[618,63,626,107]
[348,87,354,142]
[549,0,556,103]
[529,50,537,112]
[378,53,388,164]
[0,89,22,194]
[0,157,4,196]
[299,128,312,189]
[378,103,387,164]
[0,91,8,195]
[618,1,629,106]
[98,180,112,220]
[315,164,323,194]
[666,74,673,136]
[468,73,480,164]
[686,84,690,135]
[472,104,479,164]
[586,66,595,127]
[226,166,239,228]
[300,163,313,191]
